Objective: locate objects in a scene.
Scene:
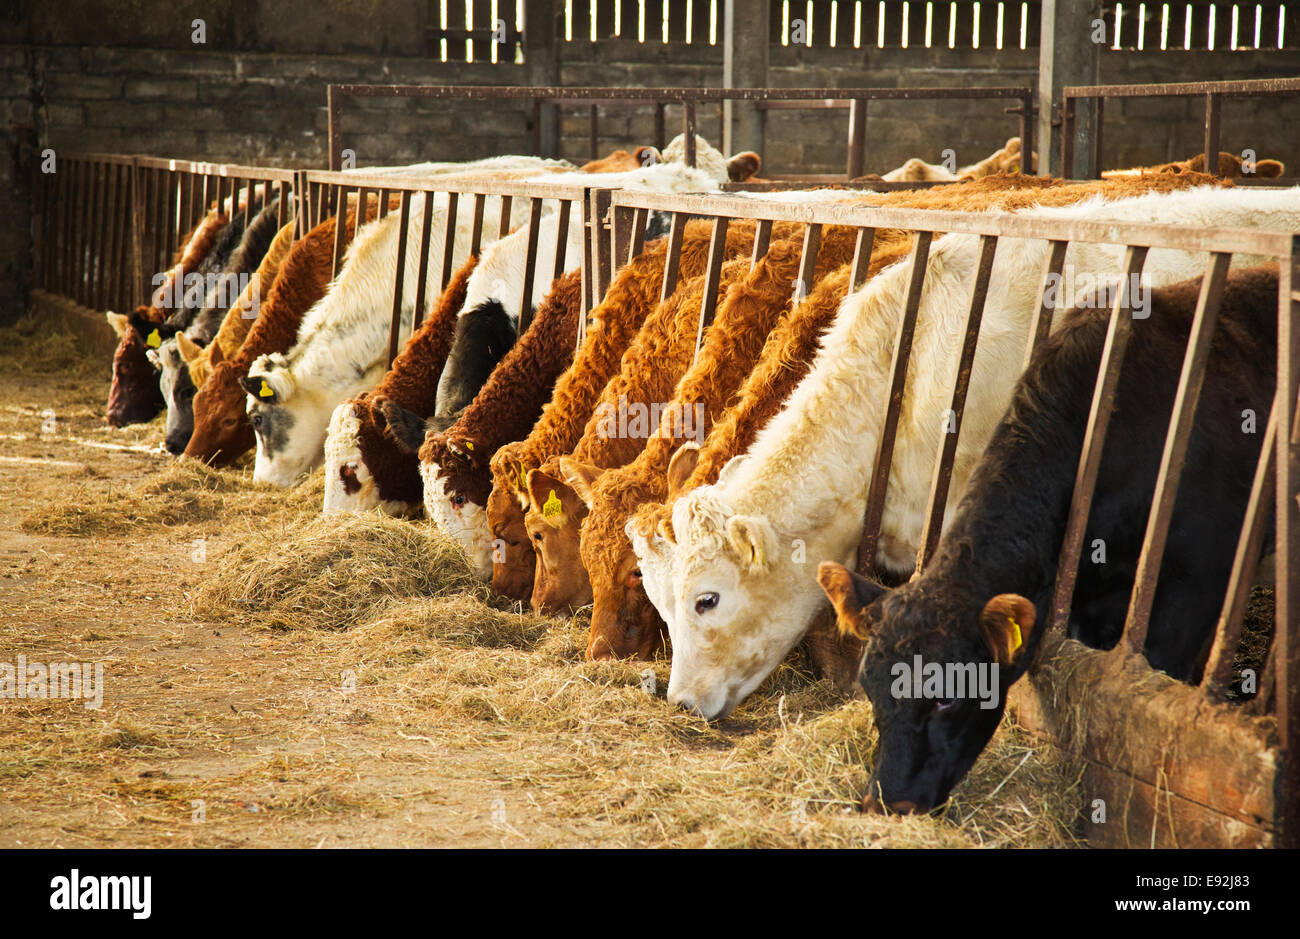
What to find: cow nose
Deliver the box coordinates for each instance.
[165,437,184,455]
[862,794,920,815]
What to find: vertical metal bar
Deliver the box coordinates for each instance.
[377,188,391,220]
[659,211,686,303]
[277,179,289,229]
[1025,240,1071,368]
[1122,253,1232,652]
[411,190,436,330]
[654,101,666,151]
[440,190,460,290]
[793,223,822,302]
[589,104,599,161]
[916,235,999,572]
[96,162,112,310]
[609,203,632,279]
[469,192,487,256]
[849,227,877,291]
[130,161,144,306]
[76,161,91,305]
[332,186,349,280]
[107,163,125,311]
[628,206,649,264]
[1048,245,1151,635]
[580,192,595,318]
[591,188,613,300]
[328,85,341,172]
[243,176,253,227]
[751,219,773,269]
[517,196,544,334]
[1204,92,1222,175]
[684,98,697,167]
[1278,235,1300,849]
[1092,97,1104,179]
[498,194,514,240]
[693,216,730,359]
[1020,92,1035,174]
[1061,96,1077,179]
[552,197,573,280]
[847,98,867,178]
[1203,397,1278,696]
[387,190,413,367]
[856,231,934,574]
[531,98,543,157]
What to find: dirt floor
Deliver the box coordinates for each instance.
[0,318,1085,848]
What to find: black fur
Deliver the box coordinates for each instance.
[433,299,517,422]
[851,265,1278,813]
[377,399,429,456]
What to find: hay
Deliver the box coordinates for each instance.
[21,459,316,536]
[193,513,484,631]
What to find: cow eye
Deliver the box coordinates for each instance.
[451,494,466,507]
[694,592,719,614]
[933,697,958,713]
[532,532,543,542]
[626,569,642,587]
[250,413,263,429]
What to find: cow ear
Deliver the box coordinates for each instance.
[239,374,275,403]
[378,399,428,455]
[979,594,1037,667]
[665,442,701,498]
[1254,159,1285,178]
[176,332,203,363]
[106,311,130,338]
[817,561,887,640]
[527,470,577,526]
[726,151,762,181]
[557,457,602,510]
[725,514,776,574]
[207,340,224,366]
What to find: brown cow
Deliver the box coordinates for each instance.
[321,254,479,514]
[1103,150,1285,179]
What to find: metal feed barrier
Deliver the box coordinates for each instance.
[325,83,1039,181]
[30,154,297,316]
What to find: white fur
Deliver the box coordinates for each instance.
[422,460,495,580]
[248,186,531,487]
[656,185,1300,719]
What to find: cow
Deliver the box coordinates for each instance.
[406,268,584,578]
[321,256,478,516]
[1103,150,1285,180]
[522,222,764,614]
[659,182,1300,721]
[153,199,282,454]
[878,137,1026,183]
[817,263,1278,815]
[185,207,373,466]
[104,208,231,426]
[567,226,862,660]
[177,218,299,390]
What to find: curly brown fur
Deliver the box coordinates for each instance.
[420,267,583,510]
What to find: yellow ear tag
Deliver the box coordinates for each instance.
[146,328,161,348]
[542,489,562,518]
[258,379,274,399]
[517,465,528,491]
[1007,615,1023,653]
[464,440,474,451]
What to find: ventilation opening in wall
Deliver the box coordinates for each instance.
[424,0,1298,58]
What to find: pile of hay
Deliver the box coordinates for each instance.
[192,512,487,631]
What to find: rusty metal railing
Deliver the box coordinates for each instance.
[601,185,1298,847]
[1061,76,1300,183]
[325,84,1037,181]
[300,168,625,366]
[31,153,297,314]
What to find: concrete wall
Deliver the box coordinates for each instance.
[3,0,1299,322]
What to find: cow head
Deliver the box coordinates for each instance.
[581,443,700,662]
[634,135,765,185]
[322,397,425,517]
[185,356,255,466]
[487,446,537,602]
[105,310,167,427]
[817,561,1038,815]
[241,353,329,487]
[422,431,495,581]
[524,466,592,614]
[152,336,199,455]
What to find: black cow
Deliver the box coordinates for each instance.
[818,264,1279,816]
